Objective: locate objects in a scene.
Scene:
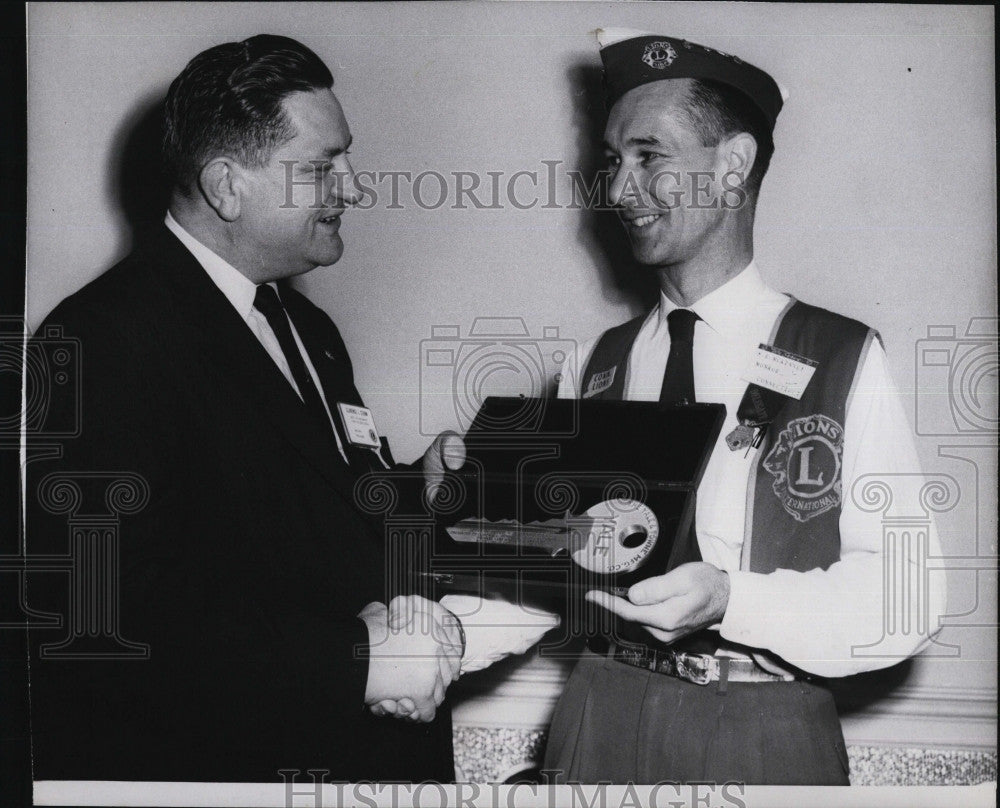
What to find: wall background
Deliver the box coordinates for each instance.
[27,2,996,753]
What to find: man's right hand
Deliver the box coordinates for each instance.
[358,597,462,722]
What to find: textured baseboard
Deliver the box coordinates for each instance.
[452,726,999,786]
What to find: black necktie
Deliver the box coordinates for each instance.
[659,308,700,405]
[253,284,332,432]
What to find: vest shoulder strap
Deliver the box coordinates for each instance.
[744,298,878,575]
[772,298,878,357]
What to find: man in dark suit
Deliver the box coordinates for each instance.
[26,34,464,783]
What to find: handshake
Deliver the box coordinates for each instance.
[356,431,560,722]
[359,593,560,722]
[359,595,464,722]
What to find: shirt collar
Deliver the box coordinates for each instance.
[658,260,769,337]
[164,211,262,320]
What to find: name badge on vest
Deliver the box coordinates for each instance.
[727,346,818,453]
[741,344,817,400]
[584,366,617,398]
[336,403,381,448]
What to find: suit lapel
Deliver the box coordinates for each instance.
[145,226,361,494]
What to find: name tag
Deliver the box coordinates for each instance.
[336,403,381,448]
[740,344,817,400]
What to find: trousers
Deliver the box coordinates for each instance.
[543,649,850,785]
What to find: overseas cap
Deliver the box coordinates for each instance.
[596,28,788,131]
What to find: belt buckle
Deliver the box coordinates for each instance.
[675,652,712,686]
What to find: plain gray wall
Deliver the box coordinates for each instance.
[26,2,996,744]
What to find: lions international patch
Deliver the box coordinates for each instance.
[642,41,678,70]
[763,414,844,522]
[583,366,617,398]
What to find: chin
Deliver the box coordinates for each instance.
[631,246,672,267]
[313,246,345,269]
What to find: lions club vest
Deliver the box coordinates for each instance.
[580,299,878,574]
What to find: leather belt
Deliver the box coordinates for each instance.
[587,636,790,686]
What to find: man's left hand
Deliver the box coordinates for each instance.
[585,562,731,644]
[421,430,466,506]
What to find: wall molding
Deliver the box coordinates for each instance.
[839,683,997,750]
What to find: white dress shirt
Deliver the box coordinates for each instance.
[164,212,349,464]
[558,262,946,677]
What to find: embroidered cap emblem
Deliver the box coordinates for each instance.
[642,41,678,70]
[763,414,844,522]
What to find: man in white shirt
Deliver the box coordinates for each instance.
[543,29,946,785]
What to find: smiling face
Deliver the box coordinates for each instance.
[234,88,361,281]
[603,79,732,269]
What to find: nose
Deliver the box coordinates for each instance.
[608,164,639,209]
[330,157,362,206]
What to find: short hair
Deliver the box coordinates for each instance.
[163,34,333,194]
[682,78,775,199]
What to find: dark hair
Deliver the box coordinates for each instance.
[163,34,333,193]
[682,78,775,198]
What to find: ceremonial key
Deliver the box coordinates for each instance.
[446,499,660,576]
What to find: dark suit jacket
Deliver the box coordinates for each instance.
[26,224,453,782]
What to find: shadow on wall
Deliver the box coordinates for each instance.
[828,658,915,714]
[107,89,172,257]
[566,62,659,316]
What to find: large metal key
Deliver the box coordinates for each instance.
[446,499,659,575]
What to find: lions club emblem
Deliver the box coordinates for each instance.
[763,414,844,522]
[642,41,678,70]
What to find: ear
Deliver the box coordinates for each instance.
[717,132,757,189]
[198,158,243,222]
